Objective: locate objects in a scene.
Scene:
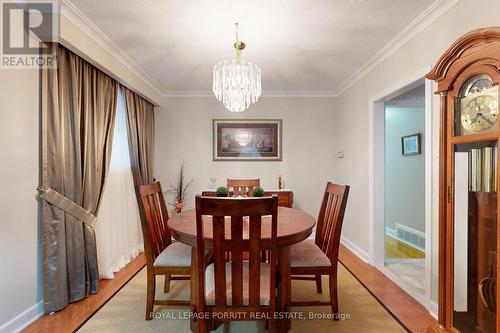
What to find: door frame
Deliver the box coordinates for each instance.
[368,65,434,313]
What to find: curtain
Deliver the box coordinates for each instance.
[124,88,155,185]
[41,46,118,313]
[96,87,144,279]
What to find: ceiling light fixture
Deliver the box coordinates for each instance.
[213,23,261,112]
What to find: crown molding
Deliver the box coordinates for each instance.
[334,0,459,97]
[162,90,337,98]
[61,0,164,98]
[60,2,336,99]
[61,0,458,99]
[162,0,457,98]
[262,91,336,98]
[162,91,213,97]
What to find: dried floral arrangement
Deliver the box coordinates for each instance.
[167,163,193,213]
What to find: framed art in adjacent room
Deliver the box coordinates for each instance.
[213,119,282,161]
[401,133,421,156]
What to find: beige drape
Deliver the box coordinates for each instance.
[41,46,118,313]
[124,88,155,185]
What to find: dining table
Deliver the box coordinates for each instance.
[167,205,316,333]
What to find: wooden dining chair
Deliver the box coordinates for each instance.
[227,178,260,197]
[195,195,278,333]
[290,182,350,316]
[135,182,192,320]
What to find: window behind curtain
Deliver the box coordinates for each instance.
[96,87,143,279]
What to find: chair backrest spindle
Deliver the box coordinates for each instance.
[135,182,172,267]
[227,178,261,197]
[314,182,350,261]
[195,195,278,313]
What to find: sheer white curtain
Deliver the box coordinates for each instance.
[96,87,144,279]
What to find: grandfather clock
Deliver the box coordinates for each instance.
[427,28,500,333]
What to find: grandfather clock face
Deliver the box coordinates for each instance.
[458,75,499,135]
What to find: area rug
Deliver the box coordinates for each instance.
[79,265,405,332]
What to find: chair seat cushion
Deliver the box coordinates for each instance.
[290,239,331,268]
[153,242,192,268]
[205,262,271,306]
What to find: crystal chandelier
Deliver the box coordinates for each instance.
[213,23,262,112]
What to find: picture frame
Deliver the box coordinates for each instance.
[213,119,282,161]
[401,133,422,156]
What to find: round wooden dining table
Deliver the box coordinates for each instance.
[168,206,316,333]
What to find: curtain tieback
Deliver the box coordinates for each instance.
[37,186,97,227]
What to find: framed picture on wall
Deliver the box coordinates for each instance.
[213,119,282,161]
[401,133,422,156]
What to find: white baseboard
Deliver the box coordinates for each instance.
[385,226,397,238]
[429,300,438,319]
[0,301,43,333]
[386,225,425,252]
[340,236,370,263]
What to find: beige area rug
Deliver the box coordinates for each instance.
[79,265,405,333]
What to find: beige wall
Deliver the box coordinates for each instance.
[0,69,40,329]
[333,0,500,312]
[155,97,337,218]
[385,106,425,233]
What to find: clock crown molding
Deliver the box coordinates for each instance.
[427,27,500,84]
[62,0,459,99]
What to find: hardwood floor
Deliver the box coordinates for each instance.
[22,246,436,333]
[385,235,425,259]
[339,244,436,333]
[22,253,146,333]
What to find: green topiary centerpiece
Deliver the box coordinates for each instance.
[252,186,264,197]
[216,186,228,197]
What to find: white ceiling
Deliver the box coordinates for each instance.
[67,0,441,95]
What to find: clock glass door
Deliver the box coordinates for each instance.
[455,75,499,136]
[453,143,498,332]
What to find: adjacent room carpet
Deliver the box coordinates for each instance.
[79,265,405,332]
[385,261,426,305]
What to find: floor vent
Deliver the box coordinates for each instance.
[386,223,425,252]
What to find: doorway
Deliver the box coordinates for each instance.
[384,83,426,304]
[368,69,433,312]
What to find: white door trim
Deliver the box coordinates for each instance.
[368,65,434,313]
[368,98,385,267]
[423,75,433,315]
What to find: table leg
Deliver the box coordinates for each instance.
[278,246,292,332]
[190,247,199,333]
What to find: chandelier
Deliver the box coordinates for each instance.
[213,23,262,112]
